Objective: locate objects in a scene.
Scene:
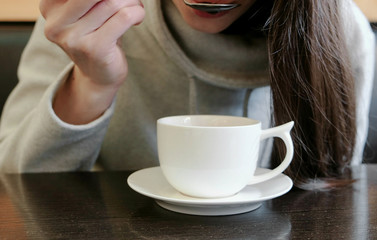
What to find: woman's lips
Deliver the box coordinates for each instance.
[193,9,230,18]
[193,1,237,3]
[188,1,238,18]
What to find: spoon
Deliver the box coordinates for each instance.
[183,0,240,13]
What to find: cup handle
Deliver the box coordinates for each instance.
[248,121,294,185]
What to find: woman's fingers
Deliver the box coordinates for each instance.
[91,4,145,45]
[40,0,145,87]
[43,0,144,44]
[69,4,145,76]
[75,0,143,35]
[40,0,101,23]
[41,0,101,42]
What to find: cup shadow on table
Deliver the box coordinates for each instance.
[126,200,292,239]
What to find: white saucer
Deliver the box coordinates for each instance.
[127,167,293,216]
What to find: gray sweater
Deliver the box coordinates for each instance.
[0,0,375,172]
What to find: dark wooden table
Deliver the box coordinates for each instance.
[0,164,375,239]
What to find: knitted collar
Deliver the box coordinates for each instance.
[144,0,270,89]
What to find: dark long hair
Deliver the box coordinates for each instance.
[267,0,356,189]
[225,0,356,189]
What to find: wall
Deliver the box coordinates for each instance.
[354,0,377,22]
[0,0,376,22]
[0,0,40,22]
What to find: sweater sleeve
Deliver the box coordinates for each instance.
[0,17,115,173]
[343,1,376,165]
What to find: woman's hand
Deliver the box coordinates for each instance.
[39,0,145,124]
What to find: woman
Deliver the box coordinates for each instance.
[0,0,374,189]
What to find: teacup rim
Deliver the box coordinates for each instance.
[157,115,261,128]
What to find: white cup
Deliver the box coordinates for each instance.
[157,115,294,198]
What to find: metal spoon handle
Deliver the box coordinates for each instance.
[183,0,240,13]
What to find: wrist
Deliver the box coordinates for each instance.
[53,66,121,125]
[74,67,121,104]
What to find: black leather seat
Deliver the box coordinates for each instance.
[0,23,34,114]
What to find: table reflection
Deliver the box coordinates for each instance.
[0,165,375,239]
